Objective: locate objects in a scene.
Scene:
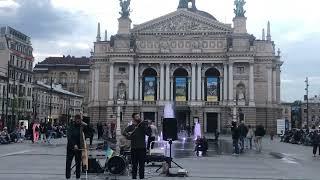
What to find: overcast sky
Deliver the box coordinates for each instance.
[0,0,319,102]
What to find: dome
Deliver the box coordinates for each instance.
[186,8,217,21]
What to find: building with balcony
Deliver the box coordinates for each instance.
[33,81,83,124]
[33,56,90,115]
[0,26,34,130]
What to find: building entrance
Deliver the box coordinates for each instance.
[206,113,218,133]
[176,111,190,132]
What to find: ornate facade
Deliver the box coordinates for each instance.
[89,1,283,133]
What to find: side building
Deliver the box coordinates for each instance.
[33,56,90,115]
[33,81,83,124]
[0,26,34,130]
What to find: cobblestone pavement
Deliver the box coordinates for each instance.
[0,136,319,180]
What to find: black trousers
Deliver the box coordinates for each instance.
[131,148,146,179]
[66,148,81,179]
[147,136,156,150]
[313,144,320,155]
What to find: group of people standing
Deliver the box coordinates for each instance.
[231,121,266,155]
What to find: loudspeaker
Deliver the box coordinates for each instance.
[163,118,178,141]
[87,158,103,173]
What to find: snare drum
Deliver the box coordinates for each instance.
[107,155,127,175]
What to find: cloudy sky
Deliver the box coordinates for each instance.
[0,0,319,102]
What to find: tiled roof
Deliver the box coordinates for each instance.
[38,56,90,65]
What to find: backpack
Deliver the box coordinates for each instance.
[35,126,39,132]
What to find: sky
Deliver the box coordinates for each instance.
[0,0,319,102]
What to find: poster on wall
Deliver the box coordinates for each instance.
[144,76,156,101]
[207,77,218,102]
[175,77,187,101]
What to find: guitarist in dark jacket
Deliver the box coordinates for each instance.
[123,113,151,179]
[65,115,83,180]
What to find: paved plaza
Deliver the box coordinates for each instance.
[0,136,319,180]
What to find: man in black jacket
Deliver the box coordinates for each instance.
[65,115,83,180]
[311,126,320,157]
[238,121,248,153]
[123,113,151,179]
[231,121,240,155]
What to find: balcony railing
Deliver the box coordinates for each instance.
[205,101,220,106]
[142,101,156,105]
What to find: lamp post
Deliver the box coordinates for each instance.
[116,99,123,154]
[305,77,309,128]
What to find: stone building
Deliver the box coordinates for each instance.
[301,96,320,128]
[89,0,283,133]
[33,81,83,124]
[33,56,90,114]
[0,26,34,130]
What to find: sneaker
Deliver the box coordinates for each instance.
[313,154,316,157]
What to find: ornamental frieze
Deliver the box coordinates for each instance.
[136,39,226,52]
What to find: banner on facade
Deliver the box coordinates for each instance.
[207,77,218,102]
[144,76,156,101]
[175,77,187,101]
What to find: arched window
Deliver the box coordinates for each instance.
[205,68,220,102]
[142,68,157,101]
[173,68,189,101]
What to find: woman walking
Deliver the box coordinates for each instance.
[246,125,254,149]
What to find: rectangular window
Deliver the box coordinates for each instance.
[304,109,307,113]
[237,67,245,74]
[118,67,126,73]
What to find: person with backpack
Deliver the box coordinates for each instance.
[255,125,266,153]
[231,121,240,155]
[310,126,320,157]
[246,125,254,149]
[238,121,248,153]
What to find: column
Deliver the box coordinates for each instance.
[160,63,165,101]
[228,62,234,104]
[191,63,196,101]
[109,63,114,100]
[201,78,205,101]
[165,63,170,101]
[272,67,277,102]
[139,78,143,100]
[94,68,99,101]
[197,63,202,101]
[249,63,255,106]
[157,77,160,100]
[128,63,134,100]
[223,63,228,103]
[219,80,223,102]
[170,78,173,100]
[91,67,95,101]
[134,63,139,100]
[188,77,191,101]
[267,65,272,102]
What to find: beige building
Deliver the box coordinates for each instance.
[33,56,90,114]
[89,0,283,133]
[33,81,83,124]
[0,26,34,130]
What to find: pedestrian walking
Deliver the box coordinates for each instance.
[310,126,320,157]
[33,122,40,143]
[147,121,158,150]
[19,126,26,143]
[97,122,103,140]
[231,121,240,155]
[254,125,266,153]
[40,122,47,143]
[238,121,248,153]
[246,125,254,149]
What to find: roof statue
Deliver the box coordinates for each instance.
[119,0,131,18]
[178,0,188,9]
[234,0,246,17]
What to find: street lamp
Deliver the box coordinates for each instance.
[115,99,124,154]
[305,77,309,128]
